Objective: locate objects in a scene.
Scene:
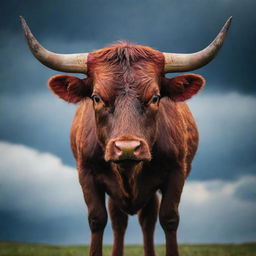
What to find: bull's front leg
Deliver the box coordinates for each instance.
[108,198,128,256]
[78,166,107,256]
[159,168,185,256]
[138,194,159,256]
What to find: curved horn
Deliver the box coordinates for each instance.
[20,16,88,73]
[163,17,232,73]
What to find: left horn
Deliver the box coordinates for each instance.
[163,17,232,73]
[20,16,88,73]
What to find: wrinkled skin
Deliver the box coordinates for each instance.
[48,43,205,256]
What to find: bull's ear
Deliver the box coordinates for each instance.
[48,75,91,103]
[162,74,205,102]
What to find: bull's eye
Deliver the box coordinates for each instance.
[150,95,160,105]
[92,94,102,104]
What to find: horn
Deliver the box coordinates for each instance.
[163,17,232,73]
[20,16,88,73]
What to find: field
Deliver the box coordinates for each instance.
[0,242,256,256]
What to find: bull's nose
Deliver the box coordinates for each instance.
[114,140,141,158]
[105,138,151,162]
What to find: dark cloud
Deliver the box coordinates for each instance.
[0,0,256,94]
[0,34,97,94]
[0,209,148,245]
[0,210,88,245]
[0,92,76,166]
[235,178,256,202]
[189,92,256,180]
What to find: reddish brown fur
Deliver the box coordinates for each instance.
[162,74,205,102]
[48,75,91,103]
[87,41,164,102]
[48,42,205,256]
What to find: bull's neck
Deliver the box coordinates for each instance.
[111,161,143,199]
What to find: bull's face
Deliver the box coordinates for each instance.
[93,91,159,163]
[48,44,205,165]
[91,62,161,163]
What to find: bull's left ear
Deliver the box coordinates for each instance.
[162,74,205,102]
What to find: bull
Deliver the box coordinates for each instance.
[21,16,232,256]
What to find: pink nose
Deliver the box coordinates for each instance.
[114,140,141,159]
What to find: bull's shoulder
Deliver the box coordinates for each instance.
[154,98,198,176]
[70,99,100,161]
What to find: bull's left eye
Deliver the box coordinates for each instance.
[150,95,160,105]
[92,94,102,104]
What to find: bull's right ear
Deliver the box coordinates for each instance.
[48,75,91,103]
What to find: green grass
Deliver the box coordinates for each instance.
[0,242,255,256]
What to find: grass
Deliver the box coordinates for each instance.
[0,242,255,256]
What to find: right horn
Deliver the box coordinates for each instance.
[163,17,232,73]
[20,16,89,74]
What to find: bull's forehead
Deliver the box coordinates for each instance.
[92,62,161,102]
[87,42,164,102]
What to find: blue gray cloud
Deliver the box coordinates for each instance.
[1,90,255,179]
[179,176,256,243]
[0,91,76,166]
[1,141,255,244]
[234,178,256,202]
[189,92,256,180]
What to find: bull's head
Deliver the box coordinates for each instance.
[20,17,231,165]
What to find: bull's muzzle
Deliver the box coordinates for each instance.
[105,137,151,162]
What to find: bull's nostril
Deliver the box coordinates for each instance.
[114,143,122,156]
[134,143,141,155]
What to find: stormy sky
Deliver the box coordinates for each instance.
[0,0,255,245]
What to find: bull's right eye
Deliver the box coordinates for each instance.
[151,95,160,104]
[149,95,160,105]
